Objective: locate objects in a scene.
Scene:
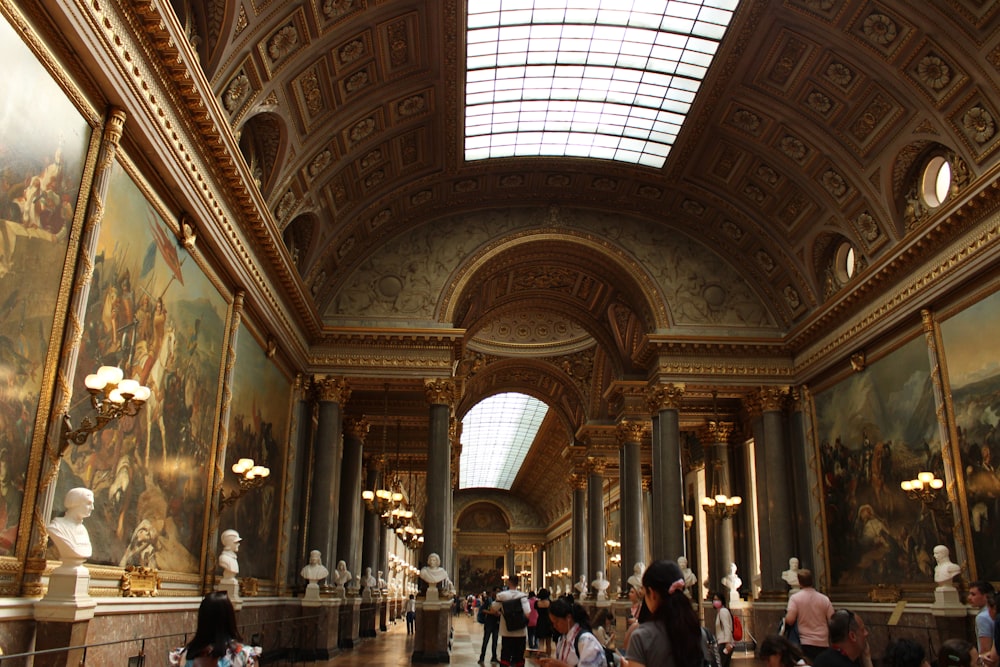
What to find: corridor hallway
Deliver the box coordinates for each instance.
[317,613,758,667]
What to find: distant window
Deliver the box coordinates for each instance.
[834,242,857,283]
[921,155,951,208]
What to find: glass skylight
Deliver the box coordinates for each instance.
[460,392,549,490]
[465,0,741,167]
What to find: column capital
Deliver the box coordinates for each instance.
[700,420,734,445]
[753,385,790,412]
[616,419,648,446]
[315,376,351,404]
[788,385,811,412]
[344,416,370,441]
[642,477,652,493]
[646,383,685,412]
[585,456,607,476]
[569,473,588,490]
[424,378,459,407]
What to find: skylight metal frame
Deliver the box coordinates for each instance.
[459,392,549,490]
[464,0,740,167]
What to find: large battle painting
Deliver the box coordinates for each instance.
[0,15,91,556]
[55,161,228,572]
[219,322,290,582]
[814,335,949,587]
[940,292,1000,581]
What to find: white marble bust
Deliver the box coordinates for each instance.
[722,562,742,605]
[334,559,352,589]
[48,487,94,565]
[301,550,329,584]
[218,529,241,584]
[420,552,453,588]
[592,571,610,600]
[574,574,589,599]
[782,557,801,592]
[627,562,645,592]
[678,556,696,597]
[933,545,961,588]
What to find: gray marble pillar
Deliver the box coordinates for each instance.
[787,387,814,570]
[308,378,350,567]
[619,420,646,596]
[752,386,794,597]
[338,418,368,568]
[703,421,736,597]
[572,474,587,586]
[360,461,382,586]
[587,460,607,584]
[648,383,685,561]
[424,379,457,572]
[281,375,313,593]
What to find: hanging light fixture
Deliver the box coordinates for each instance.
[701,389,742,518]
[362,384,394,515]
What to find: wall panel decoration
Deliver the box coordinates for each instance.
[0,13,92,557]
[814,335,947,588]
[940,290,1000,581]
[219,321,291,583]
[55,159,230,574]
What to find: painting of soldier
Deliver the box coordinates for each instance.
[0,15,92,556]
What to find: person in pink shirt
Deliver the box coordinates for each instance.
[783,569,834,660]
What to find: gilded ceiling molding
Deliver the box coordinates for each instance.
[314,376,351,404]
[106,0,317,340]
[646,383,686,413]
[344,416,370,441]
[793,196,1000,374]
[424,378,459,407]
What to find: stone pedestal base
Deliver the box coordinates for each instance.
[359,601,378,637]
[216,579,243,610]
[33,619,90,667]
[379,599,389,632]
[303,582,322,606]
[932,587,966,616]
[35,565,96,622]
[338,598,361,648]
[412,600,451,663]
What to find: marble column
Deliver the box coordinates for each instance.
[533,547,544,593]
[750,386,794,597]
[587,458,607,585]
[362,455,382,586]
[423,379,458,573]
[338,417,369,570]
[647,383,685,561]
[618,420,646,595]
[571,473,587,586]
[282,374,313,594]
[703,421,736,597]
[507,546,516,582]
[308,377,351,568]
[787,387,815,570]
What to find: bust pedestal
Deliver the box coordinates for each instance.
[216,579,243,610]
[932,586,966,616]
[35,560,96,622]
[303,581,322,607]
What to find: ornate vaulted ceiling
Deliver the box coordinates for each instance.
[33,0,1000,513]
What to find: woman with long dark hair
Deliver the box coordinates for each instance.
[169,591,260,666]
[625,559,703,667]
[758,635,808,667]
[538,598,607,667]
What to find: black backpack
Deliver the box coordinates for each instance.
[500,597,528,631]
[574,629,613,667]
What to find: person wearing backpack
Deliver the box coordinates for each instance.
[713,591,735,667]
[493,578,531,667]
[537,597,607,667]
